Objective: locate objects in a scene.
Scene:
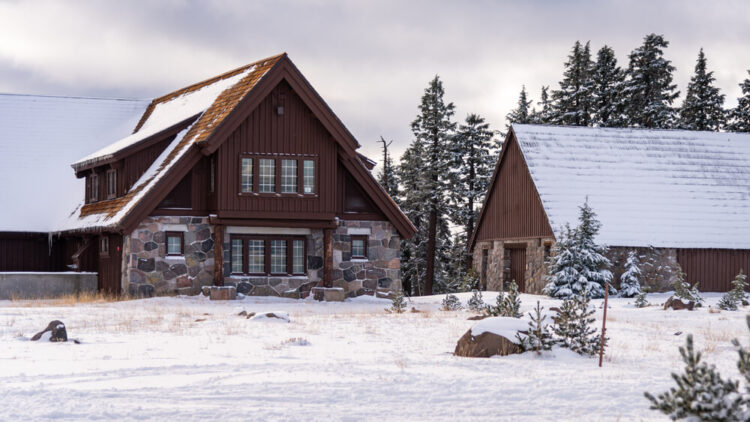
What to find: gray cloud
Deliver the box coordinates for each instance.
[0,0,749,163]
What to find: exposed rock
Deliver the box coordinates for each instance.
[245,312,257,319]
[143,241,158,251]
[201,286,211,296]
[209,286,237,301]
[663,295,695,311]
[137,258,155,272]
[454,330,522,358]
[307,255,323,270]
[236,282,252,295]
[31,320,68,342]
[238,310,247,317]
[249,285,280,297]
[248,312,290,322]
[312,287,345,302]
[467,315,489,321]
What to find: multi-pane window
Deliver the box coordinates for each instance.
[166,232,183,255]
[271,240,287,274]
[292,240,305,274]
[240,157,253,193]
[106,169,117,199]
[231,239,244,273]
[303,160,315,194]
[248,240,265,274]
[351,235,368,259]
[259,159,275,193]
[281,159,297,193]
[89,174,99,202]
[230,236,306,275]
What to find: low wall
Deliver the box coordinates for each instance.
[0,272,97,300]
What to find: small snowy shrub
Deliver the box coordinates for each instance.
[458,269,479,293]
[672,268,704,306]
[467,290,485,312]
[720,269,749,311]
[486,281,522,318]
[645,316,750,421]
[719,295,739,311]
[634,292,649,308]
[390,290,407,313]
[619,250,642,298]
[518,301,555,354]
[551,292,605,356]
[441,294,463,311]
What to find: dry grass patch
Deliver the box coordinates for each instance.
[9,291,137,307]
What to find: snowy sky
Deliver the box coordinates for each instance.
[1,0,749,167]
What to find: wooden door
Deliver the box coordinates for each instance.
[507,247,526,292]
[97,234,122,295]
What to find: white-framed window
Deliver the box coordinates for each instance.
[241,157,253,193]
[303,160,315,194]
[292,239,305,274]
[248,239,265,274]
[166,232,183,256]
[231,239,244,273]
[259,158,275,193]
[271,240,287,274]
[281,159,297,193]
[351,236,367,259]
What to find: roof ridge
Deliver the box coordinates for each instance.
[133,53,286,133]
[513,123,750,137]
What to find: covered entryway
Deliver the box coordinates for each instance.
[505,245,526,292]
[97,234,122,295]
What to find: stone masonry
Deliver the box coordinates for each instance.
[124,216,215,296]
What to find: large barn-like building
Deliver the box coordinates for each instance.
[470,124,750,294]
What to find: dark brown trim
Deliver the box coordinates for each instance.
[339,212,386,221]
[351,235,368,259]
[208,217,337,229]
[150,209,210,216]
[165,231,184,256]
[323,228,333,288]
[228,234,306,276]
[217,211,336,220]
[236,154,319,197]
[214,225,224,286]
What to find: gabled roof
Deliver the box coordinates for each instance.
[0,93,148,232]
[504,124,750,249]
[60,54,416,238]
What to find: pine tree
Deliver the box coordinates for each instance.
[441,293,463,311]
[591,45,626,127]
[467,289,485,312]
[551,40,594,126]
[486,281,522,318]
[727,71,750,132]
[376,136,399,199]
[673,268,704,306]
[719,269,749,311]
[448,113,496,270]
[678,49,726,131]
[389,290,407,313]
[635,292,649,308]
[623,34,680,128]
[518,301,555,354]
[544,201,615,299]
[506,86,533,130]
[551,292,604,356]
[409,75,456,296]
[397,137,428,296]
[645,334,745,421]
[619,250,642,298]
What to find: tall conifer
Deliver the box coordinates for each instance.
[728,71,750,132]
[592,45,626,127]
[552,41,594,126]
[678,49,726,131]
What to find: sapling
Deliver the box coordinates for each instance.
[441,294,463,311]
[390,290,407,313]
[518,301,555,354]
[551,291,604,356]
[467,290,485,312]
[672,268,704,306]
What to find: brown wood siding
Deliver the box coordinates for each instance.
[0,233,65,271]
[677,249,750,292]
[120,136,174,194]
[475,135,553,242]
[215,80,337,219]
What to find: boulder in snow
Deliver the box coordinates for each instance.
[31,320,68,342]
[663,296,695,311]
[249,312,290,323]
[210,286,237,301]
[454,317,526,358]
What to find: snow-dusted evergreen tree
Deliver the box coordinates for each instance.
[531,85,554,124]
[448,113,496,271]
[518,301,555,354]
[376,136,399,200]
[672,268,704,306]
[467,289,485,312]
[645,332,747,421]
[486,281,522,318]
[619,251,642,298]
[441,293,463,311]
[505,86,533,130]
[409,75,456,295]
[551,40,594,126]
[397,137,428,296]
[544,201,615,299]
[623,34,680,128]
[719,269,749,311]
[390,290,407,313]
[591,45,626,127]
[678,49,726,131]
[551,292,604,356]
[634,292,649,308]
[727,71,750,132]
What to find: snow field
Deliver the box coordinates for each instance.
[0,292,747,421]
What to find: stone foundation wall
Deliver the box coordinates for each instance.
[124,216,215,296]
[332,220,401,298]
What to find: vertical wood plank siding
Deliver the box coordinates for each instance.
[0,233,64,271]
[216,81,337,218]
[677,249,750,292]
[475,136,553,242]
[121,137,174,194]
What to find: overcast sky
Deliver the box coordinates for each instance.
[1,0,749,166]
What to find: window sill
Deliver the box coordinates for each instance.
[350,258,368,262]
[237,192,318,199]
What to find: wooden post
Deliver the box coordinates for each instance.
[323,228,333,288]
[214,225,224,286]
[599,282,609,367]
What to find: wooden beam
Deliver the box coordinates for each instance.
[208,217,337,229]
[213,224,225,286]
[323,228,333,288]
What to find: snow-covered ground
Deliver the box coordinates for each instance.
[0,292,747,421]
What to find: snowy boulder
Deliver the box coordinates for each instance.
[454,317,527,358]
[663,296,695,311]
[31,320,68,342]
[249,311,290,323]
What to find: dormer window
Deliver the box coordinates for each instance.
[89,174,99,202]
[106,169,117,199]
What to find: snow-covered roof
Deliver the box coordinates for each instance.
[0,94,148,232]
[513,124,750,249]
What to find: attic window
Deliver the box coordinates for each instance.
[89,174,99,202]
[106,169,117,199]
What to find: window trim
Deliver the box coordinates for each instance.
[351,235,368,259]
[165,231,184,256]
[229,234,307,276]
[237,154,318,197]
[89,173,99,202]
[106,169,117,199]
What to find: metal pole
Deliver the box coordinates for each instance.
[599,282,609,367]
